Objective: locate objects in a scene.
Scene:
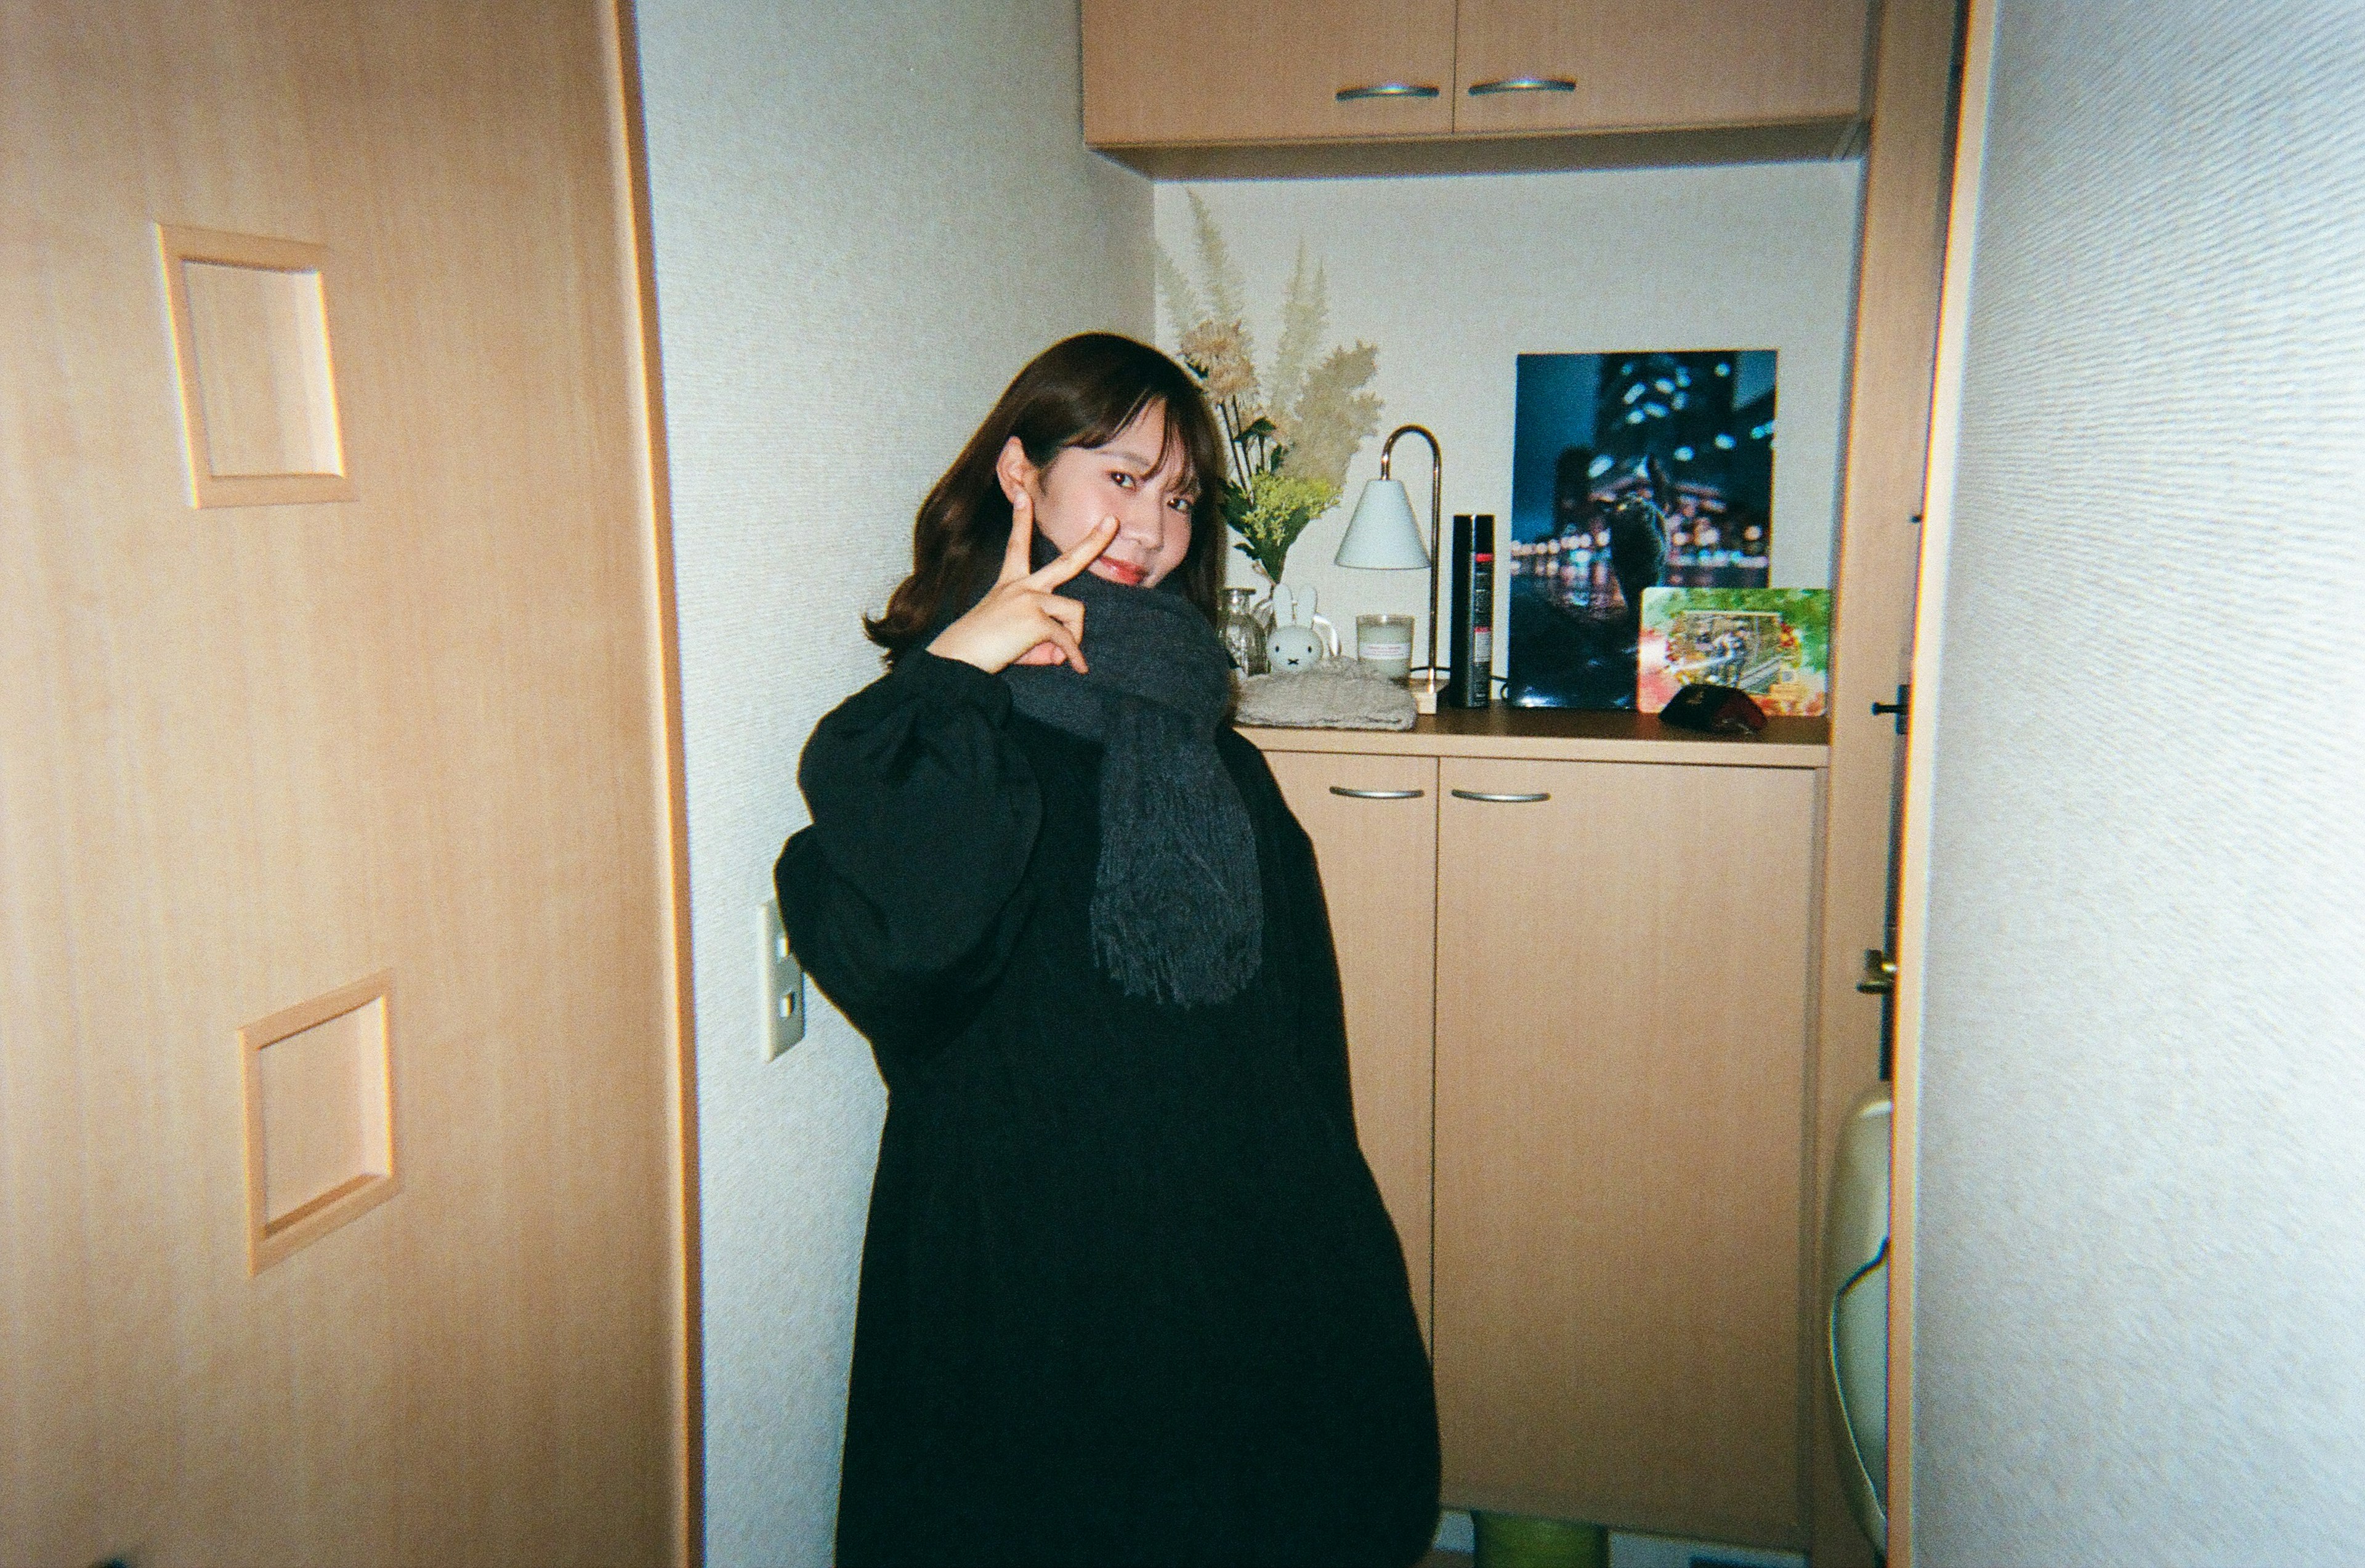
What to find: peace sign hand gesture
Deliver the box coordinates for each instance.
[928,491,1117,676]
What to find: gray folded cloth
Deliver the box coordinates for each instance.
[1232,661,1418,731]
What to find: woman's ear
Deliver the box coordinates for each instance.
[995,437,1037,505]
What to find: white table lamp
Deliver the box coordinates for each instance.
[1337,424,1445,710]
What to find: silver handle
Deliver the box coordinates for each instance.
[1336,82,1442,100]
[1450,788,1551,803]
[1330,786,1426,799]
[1467,76,1577,95]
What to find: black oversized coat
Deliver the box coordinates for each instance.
[776,650,1441,1568]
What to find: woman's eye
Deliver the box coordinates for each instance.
[1110,472,1135,489]
[1168,495,1194,512]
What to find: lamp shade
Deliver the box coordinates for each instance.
[1334,477,1429,569]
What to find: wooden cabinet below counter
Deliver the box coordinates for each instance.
[1263,751,1438,1347]
[1249,716,1827,1551]
[1432,754,1819,1547]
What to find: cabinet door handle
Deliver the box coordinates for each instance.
[1450,788,1551,803]
[1467,76,1577,95]
[1336,82,1442,101]
[1329,786,1426,799]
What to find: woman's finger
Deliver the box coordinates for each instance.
[1000,489,1037,582]
[1028,515,1117,588]
[1013,641,1064,666]
[1036,618,1087,673]
[1040,596,1084,639]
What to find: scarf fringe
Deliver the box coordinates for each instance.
[997,576,1264,1008]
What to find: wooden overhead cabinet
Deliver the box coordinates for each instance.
[1452,0,1873,136]
[1082,0,1455,145]
[1082,0,1870,150]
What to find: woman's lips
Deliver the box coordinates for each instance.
[1090,557,1147,586]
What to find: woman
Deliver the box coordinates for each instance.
[776,333,1439,1568]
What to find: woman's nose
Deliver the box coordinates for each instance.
[1116,497,1167,546]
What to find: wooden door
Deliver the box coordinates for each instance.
[0,5,692,1566]
[1453,0,1872,137]
[1433,757,1819,1549]
[1264,751,1438,1347]
[1084,0,1456,145]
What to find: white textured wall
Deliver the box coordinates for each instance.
[1152,166,1864,651]
[1916,3,2365,1562]
[633,6,1149,1561]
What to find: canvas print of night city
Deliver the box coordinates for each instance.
[1506,349,1776,708]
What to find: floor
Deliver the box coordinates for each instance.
[1420,1526,1813,1568]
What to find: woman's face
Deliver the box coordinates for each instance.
[999,402,1196,589]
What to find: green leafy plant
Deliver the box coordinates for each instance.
[1160,193,1382,584]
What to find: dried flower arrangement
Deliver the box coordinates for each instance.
[1158,193,1383,584]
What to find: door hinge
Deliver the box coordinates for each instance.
[1858,948,1898,996]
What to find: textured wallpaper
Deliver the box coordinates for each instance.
[633,4,1149,1561]
[1917,3,2365,1561]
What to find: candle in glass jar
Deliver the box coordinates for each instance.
[1356,613,1415,681]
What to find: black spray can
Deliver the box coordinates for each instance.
[1442,512,1495,708]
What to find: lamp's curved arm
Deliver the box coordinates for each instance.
[1378,424,1444,680]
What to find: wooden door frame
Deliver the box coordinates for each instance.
[601,4,703,1563]
[1886,2,2000,1561]
[1808,0,1965,1561]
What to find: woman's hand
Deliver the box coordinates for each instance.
[927,491,1116,675]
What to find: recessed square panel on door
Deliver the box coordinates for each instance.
[158,224,355,508]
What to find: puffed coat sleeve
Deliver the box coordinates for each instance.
[774,650,1042,1065]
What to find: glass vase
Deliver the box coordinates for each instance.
[1218,586,1267,676]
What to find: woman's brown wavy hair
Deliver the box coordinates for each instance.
[867,333,1230,662]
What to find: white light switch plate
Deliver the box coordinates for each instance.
[762,897,803,1060]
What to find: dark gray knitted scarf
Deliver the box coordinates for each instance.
[994,570,1263,1007]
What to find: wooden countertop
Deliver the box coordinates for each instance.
[1237,706,1830,769]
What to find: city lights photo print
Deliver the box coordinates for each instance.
[1505,349,1776,709]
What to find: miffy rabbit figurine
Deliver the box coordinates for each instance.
[1262,584,1340,673]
